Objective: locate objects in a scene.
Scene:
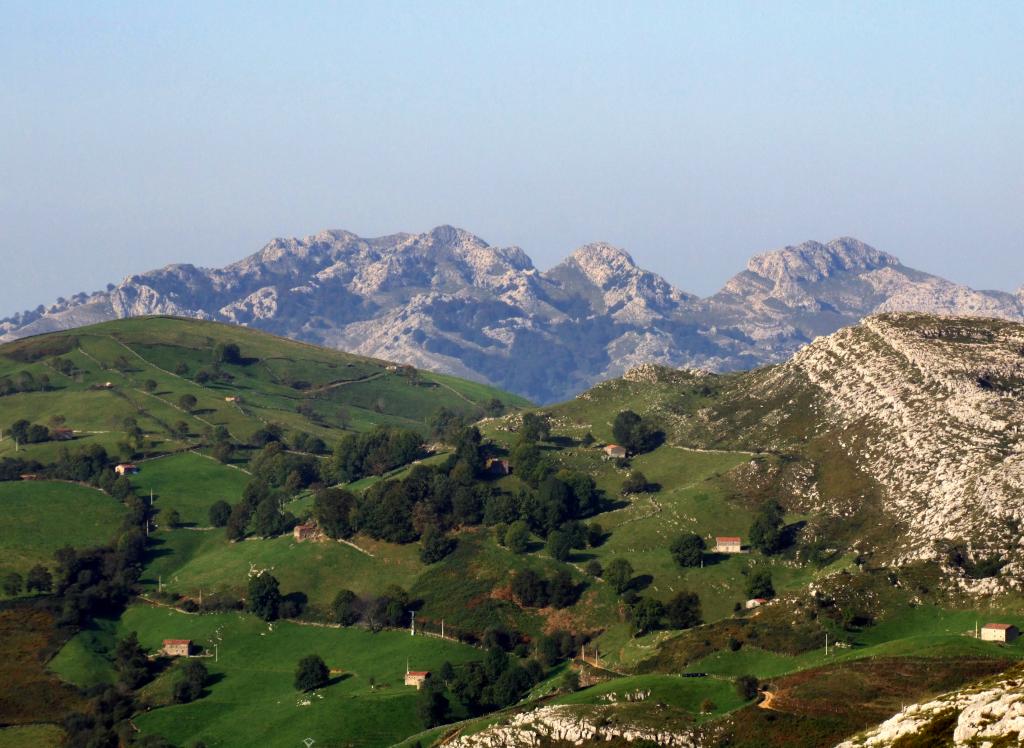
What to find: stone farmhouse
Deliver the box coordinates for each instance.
[162,639,191,657]
[115,463,140,475]
[405,669,430,689]
[602,444,628,460]
[714,536,743,553]
[981,623,1020,643]
[293,523,317,542]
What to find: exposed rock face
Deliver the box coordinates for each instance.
[835,667,1024,747]
[446,704,699,747]
[738,313,1024,571]
[4,228,1021,403]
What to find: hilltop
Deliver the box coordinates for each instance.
[3,227,1022,402]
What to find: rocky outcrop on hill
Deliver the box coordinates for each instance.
[729,313,1024,572]
[4,227,1021,402]
[446,704,700,747]
[835,666,1024,747]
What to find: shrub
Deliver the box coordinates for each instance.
[294,654,329,692]
[735,674,759,701]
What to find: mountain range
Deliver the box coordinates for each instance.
[4,225,1023,402]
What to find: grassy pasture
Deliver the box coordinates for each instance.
[0,724,65,747]
[0,481,125,578]
[55,604,481,748]
[142,530,425,613]
[131,452,250,527]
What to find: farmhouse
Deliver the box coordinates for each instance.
[293,523,317,542]
[51,427,74,441]
[745,598,768,609]
[19,473,41,481]
[714,536,743,554]
[405,669,430,689]
[162,639,191,657]
[981,623,1020,643]
[485,458,511,476]
[602,444,628,460]
[115,463,140,476]
[224,396,240,403]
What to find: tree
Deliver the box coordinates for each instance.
[144,379,158,392]
[416,677,449,727]
[548,570,578,609]
[631,597,665,635]
[294,654,329,691]
[611,410,661,454]
[505,520,531,554]
[420,527,457,564]
[605,558,634,594]
[749,500,785,555]
[178,394,198,412]
[511,569,549,608]
[314,488,355,539]
[208,500,231,528]
[666,591,702,629]
[546,529,572,561]
[172,421,191,440]
[670,533,706,568]
[174,660,208,703]
[248,572,281,621]
[586,522,605,548]
[585,559,603,577]
[621,471,649,494]
[2,572,23,596]
[735,674,759,701]
[26,565,52,593]
[215,342,242,365]
[520,412,550,443]
[560,669,580,693]
[211,440,234,464]
[745,569,775,600]
[332,590,361,626]
[165,508,182,529]
[114,632,150,689]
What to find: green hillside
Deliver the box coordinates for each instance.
[0,315,529,465]
[4,315,1024,747]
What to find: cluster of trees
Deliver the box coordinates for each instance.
[510,568,582,609]
[330,427,424,482]
[2,564,53,597]
[611,410,662,454]
[0,370,53,396]
[7,418,53,444]
[749,500,787,555]
[173,660,209,703]
[417,646,548,728]
[328,585,413,630]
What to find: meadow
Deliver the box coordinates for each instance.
[56,604,481,748]
[130,451,250,527]
[0,480,126,577]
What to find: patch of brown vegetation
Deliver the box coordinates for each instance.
[719,656,1014,748]
[0,600,85,726]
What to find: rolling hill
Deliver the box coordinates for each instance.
[2,313,1023,748]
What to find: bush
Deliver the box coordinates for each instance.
[420,528,456,564]
[745,569,775,600]
[208,500,231,527]
[665,591,702,629]
[585,559,603,577]
[605,558,634,594]
[735,674,759,701]
[332,589,361,626]
[669,533,706,568]
[294,654,329,692]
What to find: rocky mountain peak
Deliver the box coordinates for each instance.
[746,237,900,286]
[560,242,641,288]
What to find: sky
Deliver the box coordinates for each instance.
[1,1,1022,315]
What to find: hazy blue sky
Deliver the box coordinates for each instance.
[2,1,1022,314]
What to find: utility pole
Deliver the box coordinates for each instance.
[825,632,829,656]
[410,611,415,636]
[215,643,218,663]
[441,619,444,640]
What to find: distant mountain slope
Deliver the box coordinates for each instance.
[4,227,1021,402]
